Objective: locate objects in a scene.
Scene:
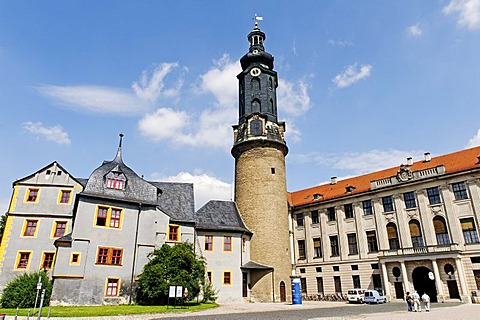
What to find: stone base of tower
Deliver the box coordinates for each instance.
[247,269,292,303]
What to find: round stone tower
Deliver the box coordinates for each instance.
[232,21,292,302]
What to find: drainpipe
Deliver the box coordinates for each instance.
[129,203,142,304]
[288,208,295,276]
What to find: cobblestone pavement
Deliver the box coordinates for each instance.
[5,301,479,320]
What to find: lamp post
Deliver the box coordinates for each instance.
[33,275,42,314]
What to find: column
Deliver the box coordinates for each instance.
[431,259,445,302]
[401,261,410,293]
[381,262,391,300]
[455,257,472,303]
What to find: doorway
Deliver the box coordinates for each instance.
[412,266,438,302]
[280,281,286,302]
[394,282,404,299]
[242,272,248,297]
[447,280,460,299]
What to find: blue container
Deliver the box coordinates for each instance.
[291,278,302,305]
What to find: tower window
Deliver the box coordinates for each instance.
[271,168,275,174]
[250,119,262,136]
[251,78,260,90]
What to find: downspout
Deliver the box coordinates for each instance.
[288,207,295,275]
[129,203,142,304]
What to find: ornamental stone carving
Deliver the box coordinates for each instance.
[397,164,413,182]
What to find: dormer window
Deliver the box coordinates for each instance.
[313,194,322,200]
[105,168,126,190]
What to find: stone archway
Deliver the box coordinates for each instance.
[412,266,438,302]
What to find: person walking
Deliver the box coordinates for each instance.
[421,292,430,312]
[405,292,413,311]
[412,291,421,312]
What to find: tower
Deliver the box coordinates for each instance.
[232,21,292,302]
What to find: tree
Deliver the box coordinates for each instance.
[0,270,52,308]
[0,214,7,242]
[135,242,206,305]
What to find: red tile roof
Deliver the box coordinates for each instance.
[288,146,480,208]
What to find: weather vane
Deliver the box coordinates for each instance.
[253,14,263,28]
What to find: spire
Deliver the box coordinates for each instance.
[114,133,124,163]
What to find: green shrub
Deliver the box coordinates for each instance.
[0,271,52,308]
[202,283,218,303]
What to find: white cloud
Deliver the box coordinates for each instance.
[290,149,425,175]
[37,63,184,115]
[327,39,354,47]
[150,171,232,210]
[407,23,423,37]
[466,129,480,147]
[443,0,480,30]
[22,121,71,145]
[332,63,372,89]
[278,78,311,117]
[138,108,190,143]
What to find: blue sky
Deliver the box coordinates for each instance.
[1,1,480,213]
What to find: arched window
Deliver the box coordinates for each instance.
[409,220,424,248]
[433,216,450,245]
[240,100,245,116]
[251,78,260,91]
[268,77,273,90]
[269,99,274,113]
[386,223,400,250]
[251,99,261,113]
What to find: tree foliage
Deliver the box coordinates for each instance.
[135,242,206,305]
[0,270,52,308]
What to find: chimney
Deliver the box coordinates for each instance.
[407,157,413,166]
[331,177,337,185]
[424,152,431,162]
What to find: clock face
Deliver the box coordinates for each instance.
[250,67,261,77]
[252,49,259,54]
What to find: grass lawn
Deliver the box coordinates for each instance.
[0,302,218,317]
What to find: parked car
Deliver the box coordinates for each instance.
[363,290,386,304]
[347,288,366,304]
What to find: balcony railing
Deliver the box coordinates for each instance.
[378,243,460,257]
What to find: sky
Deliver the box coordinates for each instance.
[1,1,480,213]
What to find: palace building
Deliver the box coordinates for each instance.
[1,22,480,305]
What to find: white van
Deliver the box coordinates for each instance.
[363,290,386,304]
[347,288,366,303]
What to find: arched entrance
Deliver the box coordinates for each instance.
[412,266,438,302]
[279,281,286,302]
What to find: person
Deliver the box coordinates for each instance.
[421,292,430,312]
[405,291,413,311]
[412,291,421,312]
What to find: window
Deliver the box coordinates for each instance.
[427,187,442,204]
[344,204,354,219]
[53,221,67,238]
[313,238,322,258]
[352,275,361,289]
[382,196,394,212]
[461,218,479,244]
[386,223,400,250]
[334,276,342,293]
[474,270,480,290]
[42,252,55,269]
[23,220,38,237]
[300,278,307,293]
[409,220,424,248]
[372,274,382,292]
[330,235,339,257]
[471,257,480,264]
[96,207,108,227]
[347,233,358,255]
[224,236,232,251]
[223,271,231,285]
[327,207,336,221]
[452,182,468,200]
[316,277,324,294]
[106,278,119,296]
[366,231,378,253]
[296,213,304,227]
[96,247,123,266]
[59,190,71,204]
[168,225,180,242]
[242,237,246,252]
[351,265,359,271]
[205,235,213,251]
[433,216,450,245]
[106,177,125,190]
[311,210,319,224]
[298,240,306,260]
[316,267,322,272]
[71,253,80,264]
[110,209,121,228]
[371,263,379,269]
[333,266,340,271]
[300,268,306,274]
[26,188,39,202]
[17,252,30,269]
[207,271,212,285]
[403,192,416,209]
[362,200,373,215]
